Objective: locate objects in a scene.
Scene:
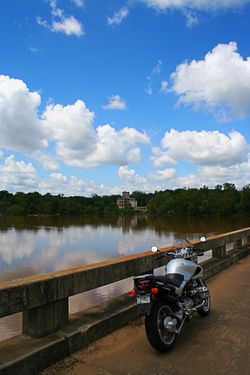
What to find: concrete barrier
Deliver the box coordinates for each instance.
[0,227,250,374]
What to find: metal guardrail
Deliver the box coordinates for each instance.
[0,227,250,338]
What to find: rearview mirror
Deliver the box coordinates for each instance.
[151,245,158,253]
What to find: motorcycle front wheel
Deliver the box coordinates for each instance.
[197,292,211,316]
[197,281,211,317]
[145,301,176,352]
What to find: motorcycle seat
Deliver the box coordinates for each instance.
[146,273,184,288]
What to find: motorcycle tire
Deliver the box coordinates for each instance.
[145,301,177,352]
[197,283,211,317]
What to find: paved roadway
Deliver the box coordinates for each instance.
[41,256,250,375]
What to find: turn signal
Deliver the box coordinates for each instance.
[129,289,136,296]
[151,288,159,294]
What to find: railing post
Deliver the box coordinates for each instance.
[234,239,242,251]
[212,245,226,258]
[23,298,68,338]
[245,236,250,245]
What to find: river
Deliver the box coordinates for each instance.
[0,215,249,341]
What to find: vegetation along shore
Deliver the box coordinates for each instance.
[0,183,250,217]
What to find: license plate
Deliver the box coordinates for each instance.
[136,294,150,304]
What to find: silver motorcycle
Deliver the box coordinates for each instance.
[130,237,211,352]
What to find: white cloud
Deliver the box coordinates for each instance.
[32,151,59,171]
[146,60,162,95]
[151,147,176,167]
[150,168,176,181]
[103,95,126,110]
[107,7,129,26]
[52,16,84,36]
[183,10,199,27]
[43,99,96,165]
[79,125,150,167]
[0,155,38,192]
[0,75,48,152]
[118,165,176,192]
[177,155,250,189]
[158,129,248,167]
[118,166,148,190]
[0,74,150,170]
[160,80,169,93]
[43,99,150,168]
[37,0,84,37]
[36,16,49,28]
[72,0,84,7]
[143,0,250,11]
[171,42,250,120]
[40,173,120,196]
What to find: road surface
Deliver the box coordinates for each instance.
[41,256,250,375]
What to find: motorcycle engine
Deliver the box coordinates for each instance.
[182,297,193,310]
[179,297,194,314]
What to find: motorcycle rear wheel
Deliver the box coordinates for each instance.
[145,301,177,352]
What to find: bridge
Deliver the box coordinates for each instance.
[42,255,250,375]
[0,228,250,375]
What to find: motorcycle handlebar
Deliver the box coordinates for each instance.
[153,247,204,260]
[152,237,206,259]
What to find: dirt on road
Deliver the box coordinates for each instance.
[40,256,250,375]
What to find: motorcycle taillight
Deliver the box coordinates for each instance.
[138,280,150,290]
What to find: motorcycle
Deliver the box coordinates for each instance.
[130,237,211,352]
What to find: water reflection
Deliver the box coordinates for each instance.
[0,215,249,341]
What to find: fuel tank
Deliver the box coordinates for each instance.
[166,258,203,281]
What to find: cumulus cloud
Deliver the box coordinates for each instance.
[32,151,59,171]
[0,155,38,192]
[118,166,148,190]
[171,42,250,120]
[75,125,150,167]
[37,0,84,37]
[177,155,250,189]
[150,168,176,181]
[0,74,150,170]
[118,165,176,192]
[103,95,126,110]
[43,99,150,168]
[151,147,176,167]
[40,173,120,196]
[107,7,129,26]
[143,0,250,11]
[158,129,248,167]
[0,75,48,152]
[43,99,96,164]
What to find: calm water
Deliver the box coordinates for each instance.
[0,215,249,341]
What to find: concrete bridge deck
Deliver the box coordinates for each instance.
[41,256,250,375]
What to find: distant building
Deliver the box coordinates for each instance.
[117,192,137,209]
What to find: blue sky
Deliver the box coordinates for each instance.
[0,0,250,195]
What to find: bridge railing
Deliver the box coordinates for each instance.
[0,227,250,338]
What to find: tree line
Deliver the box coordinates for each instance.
[147,183,250,216]
[0,183,249,217]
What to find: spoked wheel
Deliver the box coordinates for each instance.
[145,302,177,352]
[197,282,211,317]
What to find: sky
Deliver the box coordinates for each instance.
[0,0,250,196]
